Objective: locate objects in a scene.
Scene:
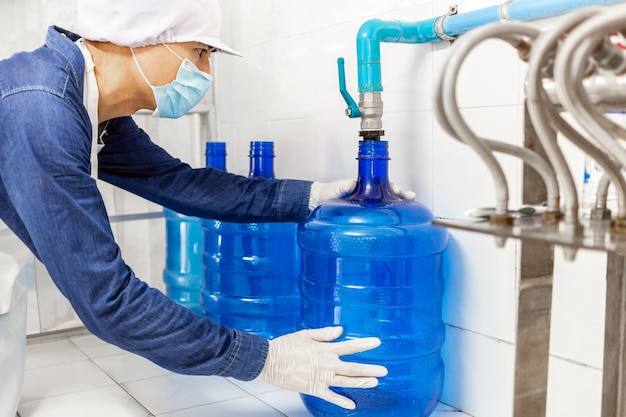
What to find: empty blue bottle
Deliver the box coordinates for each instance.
[163,142,227,315]
[298,140,448,416]
[201,141,300,339]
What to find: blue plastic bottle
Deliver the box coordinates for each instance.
[298,140,448,417]
[163,142,226,315]
[201,141,300,339]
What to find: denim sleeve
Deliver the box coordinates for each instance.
[0,92,269,380]
[98,117,312,223]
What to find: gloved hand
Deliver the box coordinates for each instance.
[257,326,388,410]
[308,180,356,211]
[309,180,417,210]
[391,183,417,201]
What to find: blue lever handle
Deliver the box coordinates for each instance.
[337,57,361,118]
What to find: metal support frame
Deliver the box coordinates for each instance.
[514,242,553,416]
[434,104,626,416]
[602,252,626,417]
[512,106,554,417]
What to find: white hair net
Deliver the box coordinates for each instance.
[75,0,241,56]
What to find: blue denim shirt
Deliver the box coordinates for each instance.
[0,26,311,380]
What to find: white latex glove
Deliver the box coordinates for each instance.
[308,180,356,211]
[391,183,417,201]
[257,326,388,410]
[309,180,417,210]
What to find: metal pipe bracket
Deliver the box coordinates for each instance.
[435,4,459,42]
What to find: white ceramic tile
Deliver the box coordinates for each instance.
[122,374,248,415]
[21,360,115,402]
[308,20,361,117]
[266,33,316,121]
[225,377,281,396]
[93,352,172,383]
[69,333,125,359]
[267,0,363,40]
[384,111,435,209]
[432,0,524,108]
[24,339,88,370]
[268,117,357,182]
[545,356,603,417]
[379,40,435,113]
[549,248,607,369]
[440,325,515,417]
[256,389,311,417]
[433,105,522,219]
[157,396,284,417]
[215,43,273,125]
[443,230,518,343]
[268,0,441,40]
[219,1,273,50]
[433,0,498,16]
[433,38,521,110]
[19,385,150,417]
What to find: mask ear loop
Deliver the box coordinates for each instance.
[162,44,185,62]
[130,48,154,88]
[162,43,212,79]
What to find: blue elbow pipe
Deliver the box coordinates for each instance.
[357,18,438,92]
[354,0,626,93]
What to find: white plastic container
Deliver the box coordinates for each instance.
[0,251,27,417]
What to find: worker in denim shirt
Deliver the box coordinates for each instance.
[0,1,397,415]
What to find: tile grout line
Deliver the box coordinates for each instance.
[68,336,156,417]
[212,377,290,416]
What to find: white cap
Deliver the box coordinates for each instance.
[75,0,241,56]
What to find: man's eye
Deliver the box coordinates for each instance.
[197,48,209,58]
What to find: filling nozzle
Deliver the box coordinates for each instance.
[358,92,384,140]
[338,19,430,140]
[337,57,385,140]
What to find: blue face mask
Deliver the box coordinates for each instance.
[131,45,212,119]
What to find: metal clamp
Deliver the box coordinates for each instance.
[499,0,516,22]
[435,4,458,42]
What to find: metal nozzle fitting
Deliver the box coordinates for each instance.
[359,92,384,132]
[542,210,564,225]
[611,216,626,234]
[489,213,515,226]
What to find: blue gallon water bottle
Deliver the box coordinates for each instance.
[163,142,227,315]
[201,141,300,339]
[298,140,448,416]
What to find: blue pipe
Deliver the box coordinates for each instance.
[355,0,626,93]
[357,18,438,92]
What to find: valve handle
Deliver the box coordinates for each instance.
[337,57,361,118]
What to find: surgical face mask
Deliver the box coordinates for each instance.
[131,44,212,119]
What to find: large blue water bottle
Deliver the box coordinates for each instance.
[163,142,227,315]
[298,140,448,416]
[200,141,300,339]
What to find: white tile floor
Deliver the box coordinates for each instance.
[18,329,471,417]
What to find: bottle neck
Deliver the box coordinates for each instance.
[347,140,399,204]
[249,141,275,179]
[205,142,227,170]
